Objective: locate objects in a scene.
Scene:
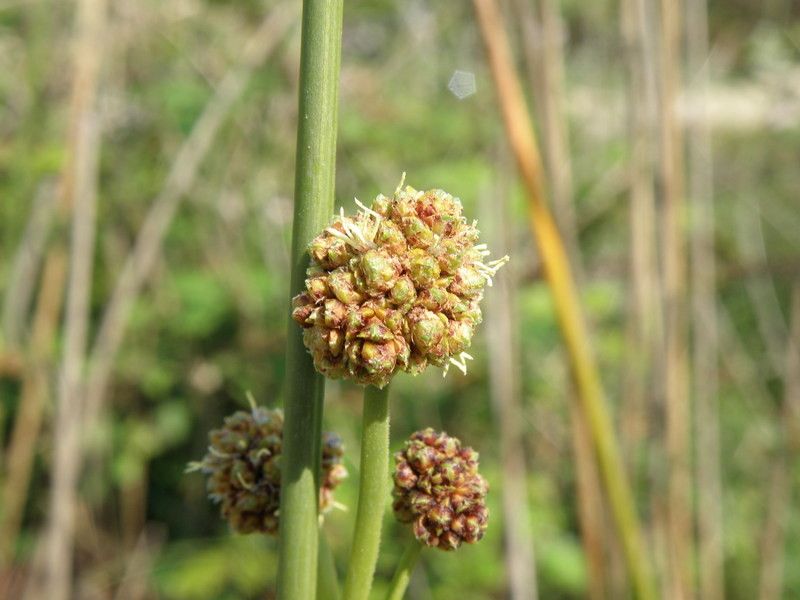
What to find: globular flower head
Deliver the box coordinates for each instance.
[189,401,347,535]
[293,176,509,388]
[392,428,489,551]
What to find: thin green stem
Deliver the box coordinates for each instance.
[318,528,341,600]
[385,541,422,600]
[277,1,343,599]
[343,385,391,600]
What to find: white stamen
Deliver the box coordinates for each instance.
[254,448,271,460]
[448,356,468,376]
[246,390,257,413]
[325,205,380,251]
[354,197,382,220]
[325,226,357,246]
[474,255,510,285]
[395,172,407,194]
[442,352,474,378]
[236,472,254,491]
[209,446,232,459]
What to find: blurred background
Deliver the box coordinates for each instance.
[1,0,799,598]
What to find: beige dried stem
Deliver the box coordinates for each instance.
[0,185,56,534]
[656,0,694,596]
[0,254,67,568]
[472,0,655,598]
[511,0,608,596]
[620,0,664,592]
[81,5,295,435]
[619,0,661,479]
[511,0,578,265]
[482,161,539,600]
[41,0,107,597]
[686,0,724,597]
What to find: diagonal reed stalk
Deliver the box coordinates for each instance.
[343,385,391,600]
[472,0,656,598]
[276,1,343,598]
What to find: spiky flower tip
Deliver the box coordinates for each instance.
[392,428,488,551]
[292,176,509,388]
[188,404,347,535]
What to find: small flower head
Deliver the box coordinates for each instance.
[293,176,509,387]
[392,428,489,551]
[188,401,347,535]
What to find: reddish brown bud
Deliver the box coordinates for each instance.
[392,428,489,550]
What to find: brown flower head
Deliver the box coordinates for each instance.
[188,401,347,535]
[292,176,508,388]
[392,428,489,551]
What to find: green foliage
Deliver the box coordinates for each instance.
[1,1,798,598]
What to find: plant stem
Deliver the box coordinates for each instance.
[343,385,391,600]
[318,529,341,600]
[277,0,343,598]
[385,541,422,600]
[472,0,656,598]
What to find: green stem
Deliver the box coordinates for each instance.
[385,541,422,600]
[318,529,341,600]
[277,0,343,598]
[342,385,391,600]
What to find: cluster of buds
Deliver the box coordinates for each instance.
[392,428,489,551]
[292,177,509,388]
[188,403,347,535]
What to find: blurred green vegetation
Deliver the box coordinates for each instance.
[2,0,800,598]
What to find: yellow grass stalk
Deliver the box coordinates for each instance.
[472,1,656,598]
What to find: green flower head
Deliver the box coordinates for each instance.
[293,175,508,388]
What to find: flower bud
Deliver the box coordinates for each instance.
[392,428,489,550]
[189,403,347,535]
[292,179,508,387]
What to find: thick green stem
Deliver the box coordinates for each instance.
[277,1,343,599]
[343,385,391,600]
[385,541,422,600]
[318,529,341,600]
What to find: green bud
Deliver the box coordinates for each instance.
[390,275,416,306]
[359,248,398,294]
[376,220,407,255]
[410,309,446,354]
[449,266,485,299]
[400,215,434,248]
[357,318,395,342]
[328,268,364,305]
[408,248,441,289]
[361,341,397,377]
[323,299,348,328]
[310,233,351,269]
